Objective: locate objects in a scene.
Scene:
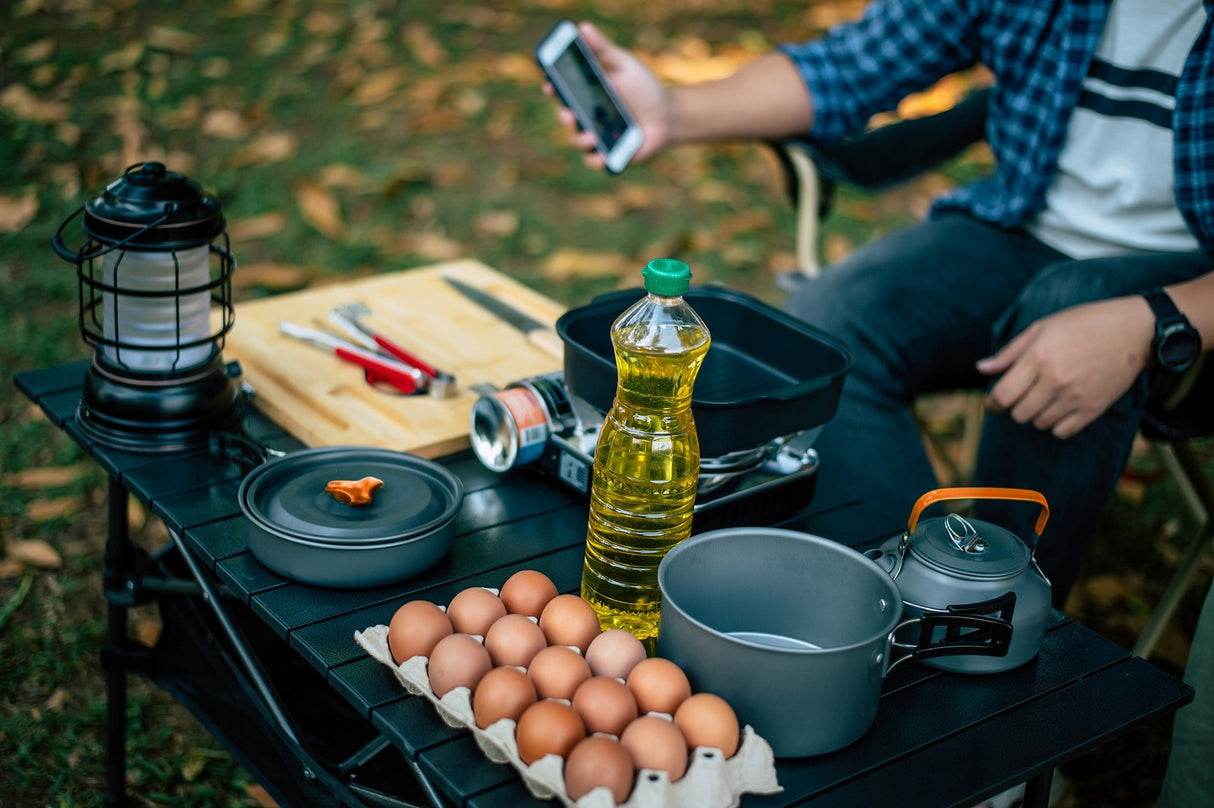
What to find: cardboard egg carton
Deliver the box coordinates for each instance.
[355,624,782,808]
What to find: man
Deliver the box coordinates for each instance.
[550,3,1214,608]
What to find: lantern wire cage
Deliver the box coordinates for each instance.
[52,161,244,453]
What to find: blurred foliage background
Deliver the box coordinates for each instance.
[2,0,1209,805]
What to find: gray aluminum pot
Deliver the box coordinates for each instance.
[656,527,1010,757]
[238,446,463,588]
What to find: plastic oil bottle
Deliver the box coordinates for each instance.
[581,258,711,646]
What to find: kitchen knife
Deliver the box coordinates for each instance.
[443,276,565,359]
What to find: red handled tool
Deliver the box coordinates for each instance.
[279,321,427,395]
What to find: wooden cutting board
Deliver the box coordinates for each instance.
[222,259,567,457]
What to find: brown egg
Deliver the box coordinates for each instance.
[515,699,586,765]
[571,675,639,738]
[585,629,648,680]
[538,594,602,652]
[673,692,740,758]
[626,657,692,716]
[527,644,592,701]
[472,665,538,729]
[446,587,507,636]
[620,715,689,782]
[427,633,492,698]
[564,735,636,803]
[500,569,559,618]
[484,613,549,668]
[387,599,453,664]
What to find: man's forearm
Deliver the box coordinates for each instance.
[664,52,814,145]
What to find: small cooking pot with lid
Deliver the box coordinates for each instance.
[236,445,464,588]
[866,487,1051,674]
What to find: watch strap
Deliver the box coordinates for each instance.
[1142,287,1183,323]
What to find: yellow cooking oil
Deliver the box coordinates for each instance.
[581,258,710,647]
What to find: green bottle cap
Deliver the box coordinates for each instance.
[642,258,691,297]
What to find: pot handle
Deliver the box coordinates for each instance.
[906,487,1049,549]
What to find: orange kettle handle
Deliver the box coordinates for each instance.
[906,487,1050,539]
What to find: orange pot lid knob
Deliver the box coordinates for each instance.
[325,476,384,506]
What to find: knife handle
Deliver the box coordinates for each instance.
[527,328,565,361]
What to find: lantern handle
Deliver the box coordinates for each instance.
[51,202,177,263]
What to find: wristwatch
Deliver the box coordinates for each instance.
[1142,287,1201,373]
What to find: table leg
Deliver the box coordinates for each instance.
[1021,769,1053,808]
[103,475,131,808]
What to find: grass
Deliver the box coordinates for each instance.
[2,1,1211,806]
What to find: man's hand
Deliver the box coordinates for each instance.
[543,22,669,170]
[976,297,1155,438]
[542,22,812,171]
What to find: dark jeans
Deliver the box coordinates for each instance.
[785,213,1212,604]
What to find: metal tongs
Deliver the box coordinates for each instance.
[329,302,457,399]
[278,322,427,395]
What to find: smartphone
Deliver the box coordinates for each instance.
[535,19,644,174]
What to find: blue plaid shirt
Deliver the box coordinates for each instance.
[779,0,1214,254]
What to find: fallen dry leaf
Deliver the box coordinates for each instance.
[1083,573,1136,605]
[0,192,39,233]
[393,231,465,261]
[231,131,298,166]
[540,248,632,281]
[352,68,405,106]
[234,262,315,291]
[25,495,85,523]
[0,84,69,123]
[245,783,278,808]
[228,212,288,242]
[304,10,344,35]
[4,465,84,490]
[715,209,774,239]
[147,25,198,54]
[202,108,250,139]
[44,688,69,712]
[6,539,63,569]
[804,1,869,29]
[571,196,624,221]
[475,211,519,237]
[99,42,144,74]
[487,52,539,84]
[14,38,55,64]
[0,559,27,579]
[296,182,344,238]
[127,498,147,532]
[403,22,447,67]
[316,164,367,189]
[181,749,208,782]
[823,232,854,265]
[136,613,162,647]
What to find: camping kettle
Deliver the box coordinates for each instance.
[866,487,1052,674]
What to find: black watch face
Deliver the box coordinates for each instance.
[1158,325,1201,371]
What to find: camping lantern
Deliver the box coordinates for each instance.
[52,161,241,452]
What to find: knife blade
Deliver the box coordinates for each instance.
[443,276,564,359]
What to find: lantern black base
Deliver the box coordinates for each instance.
[77,355,242,454]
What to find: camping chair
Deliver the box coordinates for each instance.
[767,88,1213,659]
[1135,361,1214,658]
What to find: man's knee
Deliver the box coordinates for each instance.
[1003,261,1100,326]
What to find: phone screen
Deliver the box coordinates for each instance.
[552,41,630,150]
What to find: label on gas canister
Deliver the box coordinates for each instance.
[494,386,550,467]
